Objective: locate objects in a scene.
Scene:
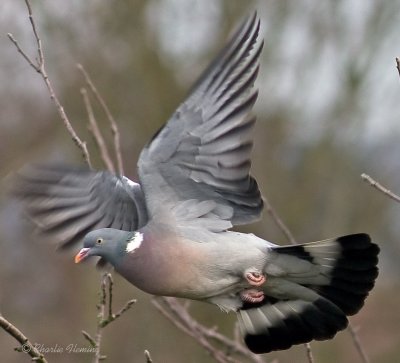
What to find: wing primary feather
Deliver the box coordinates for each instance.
[213,62,260,119]
[211,92,258,133]
[207,15,259,95]
[203,12,258,94]
[212,19,261,100]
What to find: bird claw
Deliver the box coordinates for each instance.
[240,289,265,303]
[245,270,266,286]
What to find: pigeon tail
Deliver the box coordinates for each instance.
[238,233,379,353]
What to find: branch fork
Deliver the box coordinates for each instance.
[82,273,136,362]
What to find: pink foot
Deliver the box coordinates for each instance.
[245,271,266,286]
[240,289,265,303]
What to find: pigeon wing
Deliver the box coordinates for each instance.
[15,164,148,248]
[138,12,264,227]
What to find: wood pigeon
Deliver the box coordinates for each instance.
[16,13,379,354]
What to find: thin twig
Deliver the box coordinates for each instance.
[348,323,370,363]
[151,299,195,336]
[81,88,116,172]
[361,173,400,203]
[233,322,241,344]
[263,195,296,244]
[82,330,97,348]
[93,275,108,363]
[77,63,124,175]
[8,0,92,168]
[203,327,266,363]
[263,195,315,362]
[106,273,114,320]
[7,33,38,71]
[108,299,137,324]
[304,343,314,363]
[144,350,153,363]
[0,315,48,363]
[24,0,43,65]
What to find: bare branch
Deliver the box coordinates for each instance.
[84,273,136,362]
[93,274,108,362]
[98,274,137,329]
[8,0,92,167]
[0,315,48,363]
[153,297,268,363]
[361,173,400,203]
[81,88,116,172]
[151,299,199,341]
[77,63,124,175]
[153,298,236,363]
[348,323,370,363]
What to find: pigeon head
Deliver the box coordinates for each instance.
[75,228,141,266]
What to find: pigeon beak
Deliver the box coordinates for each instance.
[75,248,91,263]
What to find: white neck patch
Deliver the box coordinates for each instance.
[126,232,143,253]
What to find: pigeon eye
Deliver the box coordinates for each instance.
[96,238,104,245]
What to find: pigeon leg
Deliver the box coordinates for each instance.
[244,269,266,286]
[240,289,265,303]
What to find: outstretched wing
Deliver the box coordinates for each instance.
[138,12,264,227]
[14,164,148,249]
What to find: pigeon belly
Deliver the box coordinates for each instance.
[115,229,269,308]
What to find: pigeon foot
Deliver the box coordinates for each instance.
[240,288,265,303]
[245,270,266,286]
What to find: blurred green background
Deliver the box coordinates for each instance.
[1,1,400,362]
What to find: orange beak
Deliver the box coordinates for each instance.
[75,248,90,263]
